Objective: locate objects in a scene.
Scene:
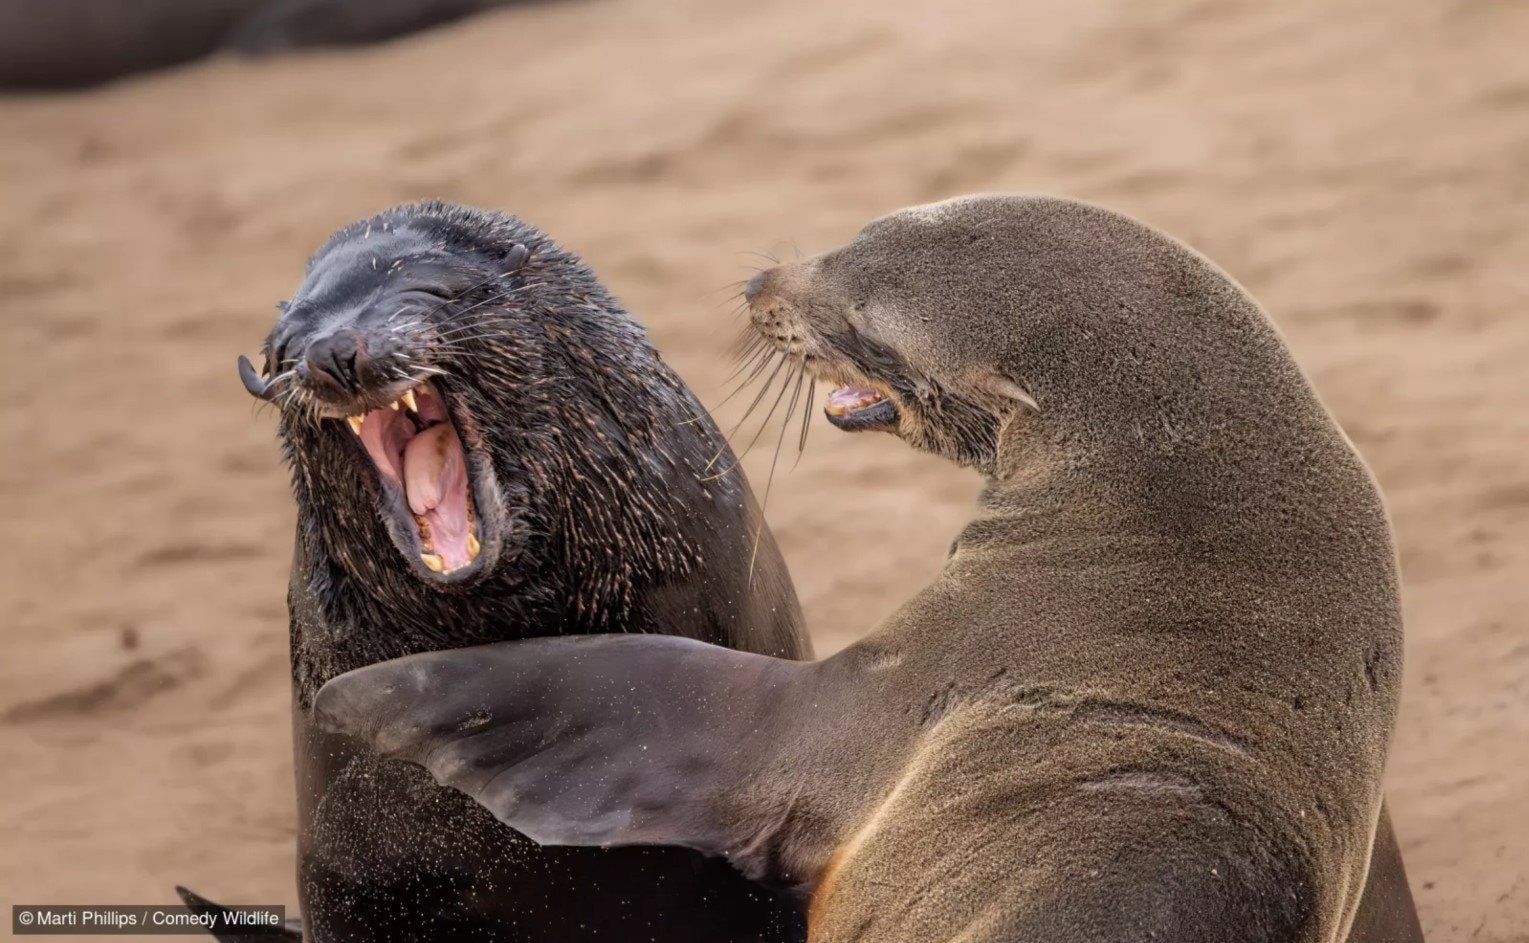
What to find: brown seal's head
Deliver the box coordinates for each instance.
[744,194,1325,483]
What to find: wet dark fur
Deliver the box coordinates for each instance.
[277,203,804,698]
[223,202,809,941]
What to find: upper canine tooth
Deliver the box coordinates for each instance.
[419,552,445,573]
[346,415,364,435]
[400,389,419,412]
[467,533,481,558]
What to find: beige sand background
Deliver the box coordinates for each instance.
[2,0,1526,938]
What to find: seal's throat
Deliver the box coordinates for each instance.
[345,381,480,575]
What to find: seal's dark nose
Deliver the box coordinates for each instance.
[304,330,372,395]
[743,271,770,304]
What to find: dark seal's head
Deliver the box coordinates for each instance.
[243,206,537,585]
[240,202,784,668]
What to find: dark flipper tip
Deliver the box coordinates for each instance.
[174,885,303,942]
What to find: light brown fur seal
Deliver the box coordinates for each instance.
[314,194,1423,942]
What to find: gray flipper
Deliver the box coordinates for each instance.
[313,635,816,880]
[1346,806,1425,943]
[173,886,303,942]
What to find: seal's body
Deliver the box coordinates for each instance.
[198,202,810,942]
[316,196,1421,942]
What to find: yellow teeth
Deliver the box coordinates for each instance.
[346,415,364,435]
[419,553,445,573]
[467,533,481,558]
[400,389,419,412]
[387,400,400,410]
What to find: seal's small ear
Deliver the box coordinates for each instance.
[505,243,530,273]
[237,354,275,401]
[971,369,1038,411]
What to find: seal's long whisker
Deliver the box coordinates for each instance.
[725,356,797,467]
[438,271,515,308]
[429,316,527,347]
[727,334,784,386]
[729,328,766,359]
[703,352,787,477]
[748,359,806,579]
[718,344,772,392]
[701,279,750,302]
[720,352,787,441]
[428,330,527,349]
[731,322,771,355]
[794,377,815,468]
[429,287,527,335]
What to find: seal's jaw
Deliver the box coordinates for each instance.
[824,385,900,432]
[340,381,499,584]
[745,282,1002,468]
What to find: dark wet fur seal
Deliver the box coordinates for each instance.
[315,195,1423,942]
[0,0,545,90]
[185,201,811,942]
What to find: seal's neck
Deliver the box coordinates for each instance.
[959,360,1386,578]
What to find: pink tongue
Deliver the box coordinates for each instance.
[359,409,414,484]
[403,423,473,571]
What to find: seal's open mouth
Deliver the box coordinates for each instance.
[342,381,484,578]
[825,384,899,431]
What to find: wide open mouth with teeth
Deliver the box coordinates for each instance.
[823,382,900,431]
[342,382,486,578]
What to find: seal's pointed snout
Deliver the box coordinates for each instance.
[303,330,372,396]
[743,270,771,304]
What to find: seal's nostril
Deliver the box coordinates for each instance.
[743,271,769,304]
[305,331,367,393]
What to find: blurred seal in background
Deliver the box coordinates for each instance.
[0,0,550,90]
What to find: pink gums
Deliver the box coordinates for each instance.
[826,386,886,415]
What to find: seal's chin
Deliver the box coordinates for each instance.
[342,381,490,582]
[825,385,900,432]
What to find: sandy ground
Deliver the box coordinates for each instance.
[1,0,1525,938]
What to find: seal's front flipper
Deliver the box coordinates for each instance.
[313,634,826,884]
[1346,805,1425,943]
[173,886,303,943]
